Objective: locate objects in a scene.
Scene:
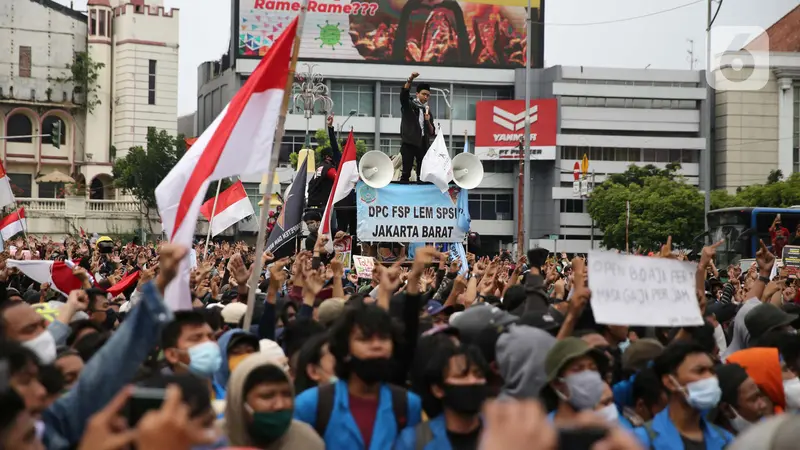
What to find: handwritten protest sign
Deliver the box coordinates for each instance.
[588,251,703,327]
[353,255,375,279]
[334,236,352,268]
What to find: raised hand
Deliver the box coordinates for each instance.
[155,244,188,294]
[756,239,776,273]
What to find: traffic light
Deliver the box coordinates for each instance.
[51,121,61,149]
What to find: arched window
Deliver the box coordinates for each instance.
[42,116,67,146]
[6,114,33,143]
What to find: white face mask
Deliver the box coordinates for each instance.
[595,403,619,423]
[729,407,755,433]
[22,330,57,365]
[784,378,800,410]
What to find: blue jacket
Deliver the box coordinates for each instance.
[43,281,172,450]
[394,414,477,450]
[294,379,422,450]
[633,406,734,450]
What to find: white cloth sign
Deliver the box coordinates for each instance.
[588,251,703,327]
[419,130,453,193]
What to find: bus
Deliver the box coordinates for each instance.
[706,207,800,266]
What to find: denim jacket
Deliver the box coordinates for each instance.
[42,281,172,450]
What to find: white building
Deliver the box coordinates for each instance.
[0,0,178,235]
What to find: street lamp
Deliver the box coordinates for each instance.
[292,63,333,140]
[337,109,357,141]
[429,87,454,156]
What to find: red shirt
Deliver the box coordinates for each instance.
[771,226,790,257]
[349,393,379,449]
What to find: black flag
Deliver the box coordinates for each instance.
[266,157,308,253]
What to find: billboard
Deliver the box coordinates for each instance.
[236,0,543,69]
[474,99,557,160]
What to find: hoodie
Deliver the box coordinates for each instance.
[726,347,786,414]
[723,298,760,358]
[496,325,556,399]
[213,329,248,388]
[224,353,324,450]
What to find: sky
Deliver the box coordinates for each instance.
[57,0,799,116]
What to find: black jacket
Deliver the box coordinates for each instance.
[306,160,335,208]
[400,85,435,148]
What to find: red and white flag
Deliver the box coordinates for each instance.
[0,162,16,208]
[320,131,359,252]
[155,18,297,310]
[0,208,26,241]
[7,259,86,295]
[200,181,255,237]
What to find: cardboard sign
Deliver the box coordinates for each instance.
[334,236,352,268]
[588,251,703,327]
[782,246,800,278]
[353,255,375,279]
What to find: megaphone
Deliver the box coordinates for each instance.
[451,153,484,189]
[359,151,394,188]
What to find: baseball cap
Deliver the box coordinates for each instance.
[745,303,798,341]
[227,332,260,354]
[317,298,345,327]
[221,302,247,325]
[518,310,563,334]
[621,338,664,372]
[544,337,600,382]
[425,300,447,316]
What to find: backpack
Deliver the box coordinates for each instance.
[313,382,408,438]
[414,421,434,450]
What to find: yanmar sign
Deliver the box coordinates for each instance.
[475,99,557,160]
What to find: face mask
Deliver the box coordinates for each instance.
[784,378,800,410]
[729,407,756,432]
[441,383,488,416]
[187,342,222,377]
[348,356,393,385]
[23,330,57,365]
[246,406,293,443]
[103,309,118,329]
[328,375,339,384]
[557,370,605,411]
[675,375,721,410]
[307,223,320,233]
[228,353,250,374]
[595,404,619,423]
[618,339,631,353]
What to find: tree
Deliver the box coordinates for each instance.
[711,172,800,208]
[767,169,784,184]
[113,129,186,231]
[289,128,368,169]
[588,164,704,251]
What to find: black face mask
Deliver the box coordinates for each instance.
[103,309,118,329]
[348,356,394,385]
[441,383,488,415]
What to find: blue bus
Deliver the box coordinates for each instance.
[706,207,800,266]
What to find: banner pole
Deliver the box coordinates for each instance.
[17,205,27,240]
[243,6,308,330]
[204,180,223,260]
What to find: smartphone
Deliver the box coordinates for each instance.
[125,387,165,426]
[558,427,608,450]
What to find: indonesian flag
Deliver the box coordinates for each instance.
[0,161,16,208]
[320,131,359,252]
[7,259,86,295]
[155,18,297,310]
[106,270,140,297]
[200,181,255,237]
[0,208,26,241]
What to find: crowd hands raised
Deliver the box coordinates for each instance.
[2,230,800,450]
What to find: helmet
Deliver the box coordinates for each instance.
[96,235,114,254]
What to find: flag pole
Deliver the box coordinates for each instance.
[17,204,27,240]
[204,180,223,259]
[243,6,308,330]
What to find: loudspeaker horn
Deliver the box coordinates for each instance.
[359,151,394,188]
[451,153,484,189]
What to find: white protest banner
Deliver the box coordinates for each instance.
[588,251,703,327]
[353,255,375,279]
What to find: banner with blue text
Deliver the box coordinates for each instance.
[356,182,469,243]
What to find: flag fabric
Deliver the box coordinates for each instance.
[155,18,297,310]
[452,242,469,276]
[266,157,308,253]
[0,208,26,240]
[452,187,471,275]
[7,259,86,295]
[199,181,255,237]
[106,270,140,297]
[321,131,359,252]
[420,130,453,192]
[0,161,16,208]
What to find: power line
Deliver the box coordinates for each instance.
[540,0,703,27]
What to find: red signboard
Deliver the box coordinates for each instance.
[474,99,558,160]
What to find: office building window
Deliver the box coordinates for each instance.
[279,133,317,162]
[330,82,374,117]
[452,86,512,120]
[89,9,96,35]
[481,160,515,173]
[8,174,32,197]
[468,193,512,220]
[148,60,156,105]
[560,199,584,213]
[379,84,450,119]
[99,9,107,36]
[18,46,31,78]
[560,96,697,110]
[38,182,65,199]
[243,183,262,213]
[379,136,402,156]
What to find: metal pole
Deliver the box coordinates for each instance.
[522,0,532,255]
[590,170,595,250]
[243,4,308,330]
[203,179,222,259]
[449,90,454,155]
[703,0,712,236]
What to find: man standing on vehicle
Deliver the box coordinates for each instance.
[399,72,435,183]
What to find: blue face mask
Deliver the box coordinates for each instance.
[187,341,222,377]
[618,339,631,353]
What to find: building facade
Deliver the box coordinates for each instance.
[0,0,178,235]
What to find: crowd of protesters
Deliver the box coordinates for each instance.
[4,224,800,450]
